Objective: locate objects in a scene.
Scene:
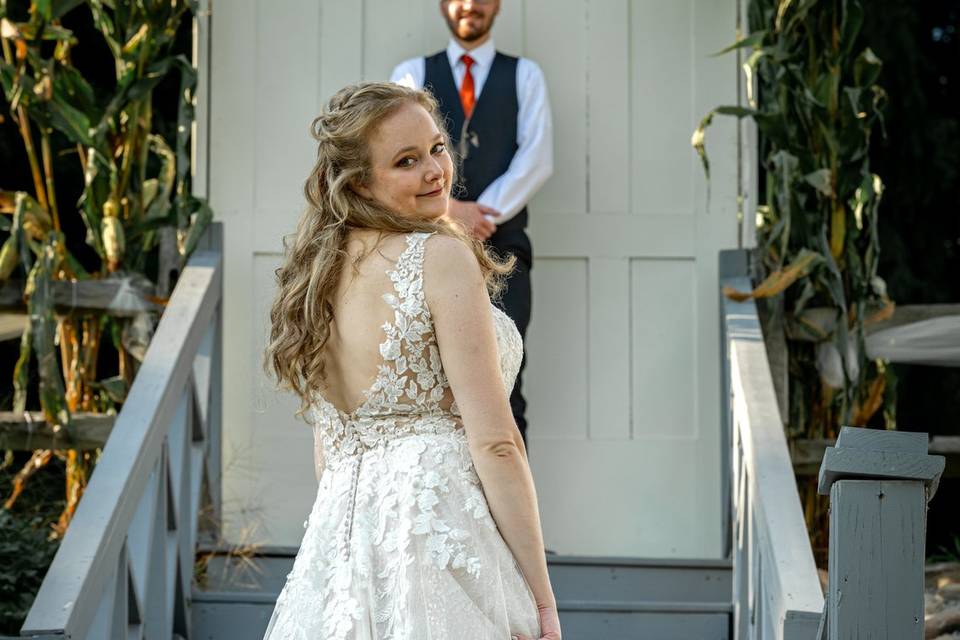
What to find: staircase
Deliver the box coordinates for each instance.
[19,246,943,639]
[191,549,732,639]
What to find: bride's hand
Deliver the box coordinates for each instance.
[512,602,561,640]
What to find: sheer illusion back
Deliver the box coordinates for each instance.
[317,230,459,424]
[263,231,536,640]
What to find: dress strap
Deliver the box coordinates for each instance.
[383,232,433,314]
[375,231,445,411]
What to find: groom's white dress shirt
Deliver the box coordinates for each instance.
[390,39,553,225]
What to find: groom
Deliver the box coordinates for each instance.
[390,0,553,448]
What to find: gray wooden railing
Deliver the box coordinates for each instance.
[20,223,223,640]
[720,250,824,639]
[720,249,945,640]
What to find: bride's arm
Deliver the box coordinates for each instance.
[423,234,557,612]
[312,423,326,483]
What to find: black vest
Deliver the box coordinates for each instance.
[423,50,528,234]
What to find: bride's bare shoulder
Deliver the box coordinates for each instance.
[422,233,485,315]
[423,233,482,281]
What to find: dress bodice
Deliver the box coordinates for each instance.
[310,232,523,460]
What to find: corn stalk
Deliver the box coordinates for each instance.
[0,0,211,534]
[694,0,893,557]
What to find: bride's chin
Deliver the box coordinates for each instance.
[419,204,448,221]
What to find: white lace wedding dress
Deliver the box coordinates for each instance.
[262,232,541,639]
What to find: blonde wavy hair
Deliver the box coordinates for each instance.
[264,81,513,420]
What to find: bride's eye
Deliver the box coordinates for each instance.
[396,156,416,168]
[431,142,445,154]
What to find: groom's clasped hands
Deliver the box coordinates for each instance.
[447,198,501,240]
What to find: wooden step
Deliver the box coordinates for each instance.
[191,549,731,639]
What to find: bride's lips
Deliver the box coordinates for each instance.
[418,187,444,197]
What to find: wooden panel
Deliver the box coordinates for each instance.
[828,480,926,639]
[692,0,739,217]
[210,0,258,549]
[630,0,693,215]
[420,0,453,51]
[209,0,256,212]
[692,242,725,545]
[494,0,525,56]
[525,0,587,215]
[364,0,429,80]
[586,0,630,215]
[248,254,318,545]
[526,258,588,439]
[529,439,700,557]
[527,213,695,259]
[208,0,743,558]
[256,213,697,257]
[588,258,631,438]
[630,259,696,439]
[253,2,321,224]
[319,0,363,99]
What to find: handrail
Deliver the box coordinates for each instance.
[720,250,824,639]
[21,223,223,639]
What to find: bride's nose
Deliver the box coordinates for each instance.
[423,157,444,185]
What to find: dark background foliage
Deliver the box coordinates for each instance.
[0,3,192,631]
[860,0,960,556]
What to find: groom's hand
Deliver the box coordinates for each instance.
[448,199,500,241]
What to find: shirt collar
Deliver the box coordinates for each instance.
[446,38,496,70]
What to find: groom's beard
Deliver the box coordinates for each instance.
[445,13,493,42]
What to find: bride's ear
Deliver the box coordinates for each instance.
[350,178,373,200]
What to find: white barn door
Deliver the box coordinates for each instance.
[208,0,739,558]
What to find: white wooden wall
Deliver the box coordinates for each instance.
[207,0,740,558]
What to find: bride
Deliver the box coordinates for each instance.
[261,81,561,640]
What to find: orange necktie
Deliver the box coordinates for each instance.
[460,54,476,119]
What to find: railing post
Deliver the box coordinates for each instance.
[818,426,945,639]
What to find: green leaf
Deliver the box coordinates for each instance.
[803,168,834,197]
[9,20,75,41]
[34,0,52,21]
[691,106,759,181]
[781,0,819,34]
[144,134,174,220]
[177,197,213,259]
[48,95,92,144]
[94,375,128,403]
[53,65,98,118]
[51,0,85,19]
[840,0,864,57]
[12,322,31,413]
[715,105,758,117]
[712,30,768,56]
[854,47,882,88]
[27,235,72,428]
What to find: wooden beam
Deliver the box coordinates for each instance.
[868,304,960,334]
[0,412,115,449]
[0,276,161,317]
[792,436,960,478]
[783,304,960,341]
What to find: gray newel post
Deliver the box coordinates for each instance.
[817,426,945,639]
